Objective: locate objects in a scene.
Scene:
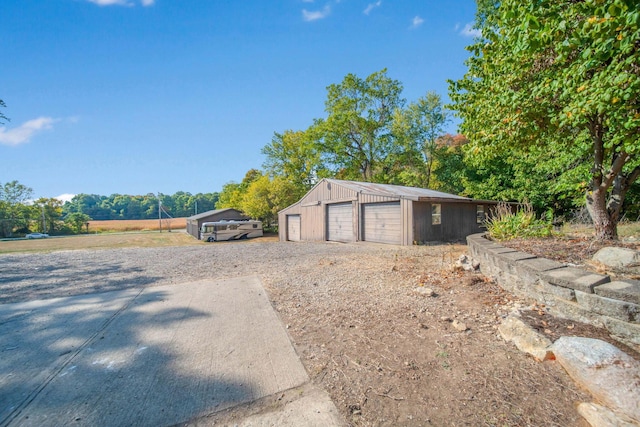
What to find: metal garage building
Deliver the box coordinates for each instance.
[186,208,248,240]
[278,179,497,245]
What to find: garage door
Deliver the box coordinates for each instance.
[327,203,353,242]
[363,202,402,244]
[287,215,301,241]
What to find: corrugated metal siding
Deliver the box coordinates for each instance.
[301,204,325,241]
[287,215,301,241]
[327,203,354,242]
[413,202,436,243]
[362,202,402,244]
[358,194,400,204]
[296,180,358,206]
[413,201,487,242]
[441,203,485,240]
[279,180,359,243]
[279,204,301,241]
[401,199,413,245]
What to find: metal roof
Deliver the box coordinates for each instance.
[325,179,472,202]
[187,208,245,221]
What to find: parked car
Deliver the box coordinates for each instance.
[25,233,49,239]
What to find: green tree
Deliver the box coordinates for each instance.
[269,176,303,215]
[63,191,219,220]
[390,92,450,188]
[262,129,327,190]
[188,192,219,215]
[142,193,159,218]
[63,194,111,220]
[0,181,33,237]
[311,69,405,181]
[430,134,469,195]
[33,197,63,234]
[450,0,640,240]
[65,212,91,234]
[241,174,275,225]
[215,169,263,210]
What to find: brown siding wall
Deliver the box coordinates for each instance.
[402,199,413,245]
[278,204,301,241]
[413,202,488,242]
[279,180,360,242]
[413,202,438,243]
[301,204,326,241]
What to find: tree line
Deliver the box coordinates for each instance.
[62,192,219,221]
[0,180,219,238]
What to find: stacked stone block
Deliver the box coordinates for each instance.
[467,233,640,351]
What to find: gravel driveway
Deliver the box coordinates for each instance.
[0,241,443,305]
[0,240,591,426]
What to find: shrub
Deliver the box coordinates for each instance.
[486,203,554,241]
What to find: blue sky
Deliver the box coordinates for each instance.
[2,0,480,201]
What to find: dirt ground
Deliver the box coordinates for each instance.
[262,242,635,427]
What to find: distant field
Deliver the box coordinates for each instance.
[89,218,187,232]
[561,221,640,239]
[0,231,202,254]
[1,218,191,254]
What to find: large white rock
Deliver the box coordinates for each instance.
[498,315,553,361]
[550,337,640,424]
[577,402,639,427]
[593,247,640,272]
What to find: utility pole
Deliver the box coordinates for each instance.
[41,204,47,234]
[195,200,198,215]
[158,194,162,233]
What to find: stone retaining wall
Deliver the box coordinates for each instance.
[467,233,640,351]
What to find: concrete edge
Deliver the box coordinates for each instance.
[178,383,345,427]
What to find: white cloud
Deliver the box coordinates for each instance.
[461,22,481,37]
[302,5,331,21]
[86,0,154,6]
[0,117,57,146]
[301,0,314,3]
[56,194,76,203]
[410,16,424,29]
[363,1,381,15]
[87,0,130,5]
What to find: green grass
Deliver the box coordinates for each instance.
[561,221,640,239]
[0,231,281,254]
[0,231,203,254]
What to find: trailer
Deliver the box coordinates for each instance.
[200,219,263,242]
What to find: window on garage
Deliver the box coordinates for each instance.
[477,205,485,224]
[431,204,441,225]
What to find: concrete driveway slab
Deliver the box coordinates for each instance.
[0,275,330,427]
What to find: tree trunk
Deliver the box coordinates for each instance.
[585,188,617,240]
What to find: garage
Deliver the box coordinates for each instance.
[362,202,402,244]
[278,179,497,245]
[287,215,301,241]
[327,203,353,242]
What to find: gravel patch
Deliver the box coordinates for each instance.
[0,241,455,305]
